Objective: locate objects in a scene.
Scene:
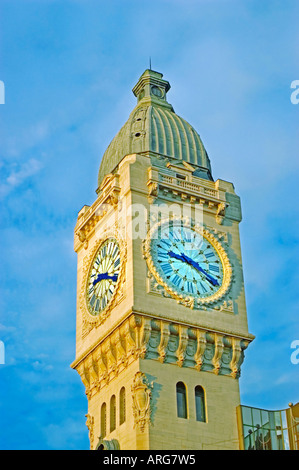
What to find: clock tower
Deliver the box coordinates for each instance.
[71,69,254,450]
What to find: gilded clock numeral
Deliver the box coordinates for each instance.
[112,247,119,258]
[89,286,94,295]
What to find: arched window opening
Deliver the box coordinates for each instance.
[119,387,126,425]
[110,395,116,432]
[100,403,107,437]
[176,381,187,419]
[195,385,206,422]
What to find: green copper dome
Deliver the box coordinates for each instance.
[97,69,213,189]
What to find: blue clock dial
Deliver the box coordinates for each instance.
[151,223,224,299]
[86,238,121,315]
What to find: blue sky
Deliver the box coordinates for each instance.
[0,0,298,450]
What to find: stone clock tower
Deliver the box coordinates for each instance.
[71,69,254,450]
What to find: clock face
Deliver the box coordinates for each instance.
[86,238,121,316]
[147,220,231,305]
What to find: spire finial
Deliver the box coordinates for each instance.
[149,57,152,70]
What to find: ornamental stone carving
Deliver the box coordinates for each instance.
[71,313,254,398]
[85,414,94,450]
[131,372,153,432]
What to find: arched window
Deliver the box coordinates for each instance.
[119,387,126,425]
[110,395,116,432]
[195,385,206,422]
[176,382,187,419]
[100,403,107,437]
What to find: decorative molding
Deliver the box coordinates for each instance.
[194,329,207,371]
[212,333,224,375]
[230,337,249,379]
[175,325,189,367]
[147,166,228,223]
[85,414,94,450]
[72,314,254,398]
[131,372,153,432]
[157,320,170,363]
[75,173,121,252]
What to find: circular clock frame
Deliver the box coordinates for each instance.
[85,237,122,317]
[80,236,126,328]
[143,218,233,307]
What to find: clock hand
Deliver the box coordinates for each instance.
[168,251,219,287]
[93,272,118,286]
[180,253,219,286]
[167,251,186,263]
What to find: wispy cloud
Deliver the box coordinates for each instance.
[0,158,43,198]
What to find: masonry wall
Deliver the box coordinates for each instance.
[141,359,241,450]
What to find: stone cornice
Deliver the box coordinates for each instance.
[71,312,254,399]
[74,173,121,252]
[147,166,230,224]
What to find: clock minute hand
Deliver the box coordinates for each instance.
[93,272,118,286]
[180,253,219,286]
[167,251,219,287]
[167,251,186,263]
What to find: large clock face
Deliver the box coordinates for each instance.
[147,220,231,305]
[86,238,121,316]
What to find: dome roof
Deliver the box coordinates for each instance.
[97,69,213,189]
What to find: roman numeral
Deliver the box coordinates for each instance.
[209,264,219,273]
[187,281,194,294]
[158,251,168,260]
[160,239,171,247]
[112,246,119,258]
[101,297,107,309]
[172,274,182,287]
[161,263,173,275]
[199,282,208,293]
[182,231,192,243]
